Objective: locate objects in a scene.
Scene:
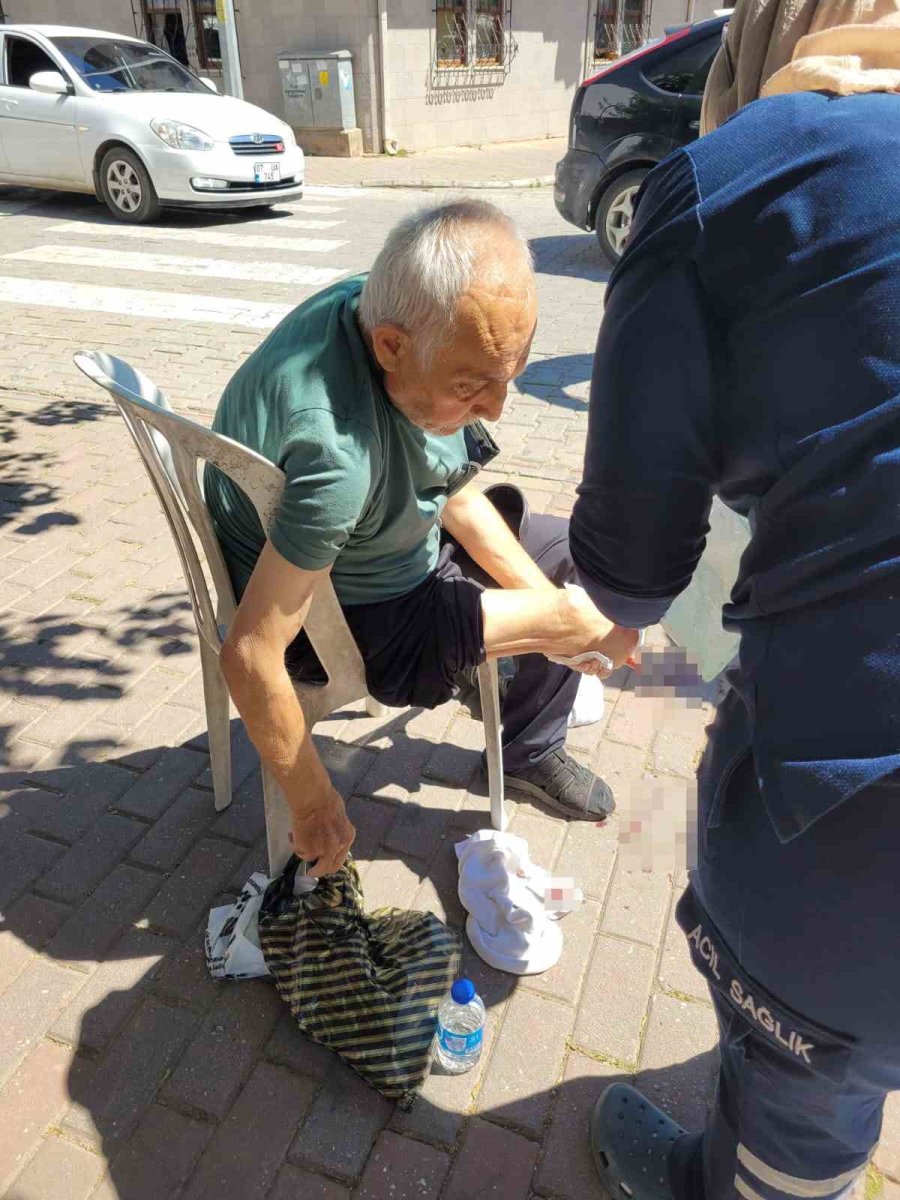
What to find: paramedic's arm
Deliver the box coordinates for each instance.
[220,541,354,875]
[570,153,718,627]
[442,482,554,590]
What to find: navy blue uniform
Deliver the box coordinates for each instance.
[571,91,900,1199]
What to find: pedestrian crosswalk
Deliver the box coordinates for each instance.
[7,245,347,288]
[0,189,364,328]
[46,221,347,254]
[0,276,294,329]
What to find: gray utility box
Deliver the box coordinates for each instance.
[277,49,356,131]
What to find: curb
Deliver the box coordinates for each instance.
[310,174,554,191]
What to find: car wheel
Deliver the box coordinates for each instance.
[594,169,649,264]
[99,146,161,224]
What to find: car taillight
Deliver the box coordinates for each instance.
[581,25,692,87]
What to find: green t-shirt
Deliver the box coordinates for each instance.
[205,275,469,605]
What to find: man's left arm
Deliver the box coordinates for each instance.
[442,483,555,591]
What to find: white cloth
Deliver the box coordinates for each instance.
[456,831,564,976]
[568,672,606,728]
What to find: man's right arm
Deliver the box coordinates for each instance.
[219,539,355,876]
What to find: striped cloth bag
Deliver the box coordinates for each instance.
[258,856,460,1108]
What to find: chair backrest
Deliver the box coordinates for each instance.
[74,350,369,725]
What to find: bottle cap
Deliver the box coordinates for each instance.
[451,978,476,1005]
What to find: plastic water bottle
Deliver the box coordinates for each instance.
[434,978,485,1074]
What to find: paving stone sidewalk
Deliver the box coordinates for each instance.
[306,137,565,189]
[2,168,898,1197]
[3,388,897,1200]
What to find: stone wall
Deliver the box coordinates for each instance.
[231,0,381,154]
[648,0,723,37]
[381,0,590,153]
[3,0,138,33]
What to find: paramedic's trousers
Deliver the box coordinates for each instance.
[285,511,580,774]
[672,687,900,1200]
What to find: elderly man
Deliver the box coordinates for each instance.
[206,199,637,876]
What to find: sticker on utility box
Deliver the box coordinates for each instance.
[318,70,329,86]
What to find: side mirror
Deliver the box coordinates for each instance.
[29,70,71,95]
[201,76,218,93]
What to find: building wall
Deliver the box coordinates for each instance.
[2,0,138,33]
[232,0,382,154]
[648,0,723,37]
[382,0,590,153]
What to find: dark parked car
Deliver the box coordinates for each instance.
[554,16,728,263]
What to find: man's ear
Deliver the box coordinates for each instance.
[370,323,411,373]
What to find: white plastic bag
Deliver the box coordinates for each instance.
[205,872,272,980]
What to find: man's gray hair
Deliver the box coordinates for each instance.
[358,199,534,366]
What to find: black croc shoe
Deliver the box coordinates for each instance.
[589,1083,685,1199]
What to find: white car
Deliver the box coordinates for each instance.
[0,24,305,222]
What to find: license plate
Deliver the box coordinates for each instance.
[254,161,281,184]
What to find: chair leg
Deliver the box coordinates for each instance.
[262,766,294,877]
[199,639,233,813]
[365,696,389,718]
[477,659,507,832]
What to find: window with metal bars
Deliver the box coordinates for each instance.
[436,1,469,66]
[593,0,650,60]
[140,0,188,65]
[475,0,503,64]
[191,0,221,68]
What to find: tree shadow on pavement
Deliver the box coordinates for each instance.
[0,592,196,718]
[516,351,594,405]
[0,395,111,535]
[0,724,716,1199]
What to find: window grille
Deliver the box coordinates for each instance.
[433,1,517,73]
[594,0,651,61]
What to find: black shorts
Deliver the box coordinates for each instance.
[285,541,486,710]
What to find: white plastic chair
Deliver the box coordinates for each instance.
[74,350,506,874]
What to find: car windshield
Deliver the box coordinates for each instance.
[51,36,210,94]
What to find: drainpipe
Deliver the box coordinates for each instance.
[216,0,244,99]
[376,0,398,154]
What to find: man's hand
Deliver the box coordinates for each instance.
[556,585,641,676]
[289,785,356,877]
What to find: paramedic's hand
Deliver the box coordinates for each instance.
[289,785,355,877]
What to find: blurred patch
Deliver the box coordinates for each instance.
[617,776,698,873]
[633,647,706,708]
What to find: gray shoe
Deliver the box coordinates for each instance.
[590,1083,684,1199]
[504,749,615,821]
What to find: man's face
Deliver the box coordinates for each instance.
[370,259,538,438]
